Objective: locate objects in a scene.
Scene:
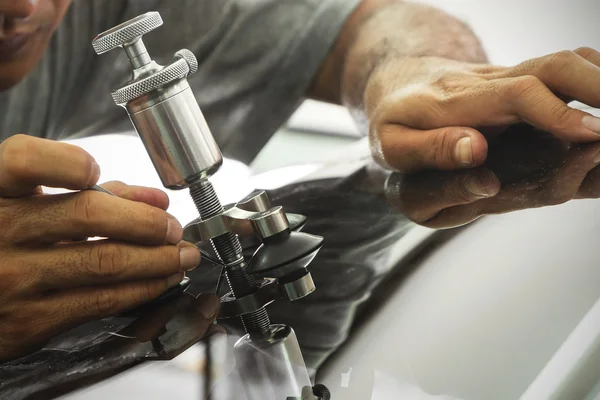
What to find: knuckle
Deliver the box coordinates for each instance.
[574,47,596,58]
[135,283,159,304]
[546,104,575,133]
[0,252,38,298]
[509,75,543,98]
[431,72,471,105]
[551,104,572,122]
[71,191,97,224]
[89,243,128,278]
[2,303,34,338]
[426,128,455,167]
[91,289,120,316]
[432,74,455,97]
[143,207,168,240]
[157,246,181,274]
[0,134,34,180]
[547,50,579,71]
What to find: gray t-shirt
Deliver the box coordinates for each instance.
[0,0,361,164]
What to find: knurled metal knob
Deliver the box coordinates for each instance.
[110,58,191,105]
[175,49,198,76]
[92,11,163,55]
[91,11,199,106]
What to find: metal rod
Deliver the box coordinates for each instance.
[189,180,271,336]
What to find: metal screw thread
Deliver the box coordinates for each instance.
[226,266,271,335]
[225,264,258,297]
[212,234,244,264]
[189,178,222,217]
[189,181,243,264]
[241,308,271,336]
[189,180,270,335]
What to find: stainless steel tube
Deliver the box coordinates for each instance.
[126,85,223,189]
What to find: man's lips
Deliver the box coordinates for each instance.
[0,32,32,62]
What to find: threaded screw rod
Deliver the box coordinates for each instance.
[189,180,270,335]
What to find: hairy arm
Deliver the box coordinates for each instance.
[308,0,488,132]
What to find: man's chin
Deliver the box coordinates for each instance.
[0,34,50,92]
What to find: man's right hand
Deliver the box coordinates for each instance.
[0,135,201,362]
[365,48,600,172]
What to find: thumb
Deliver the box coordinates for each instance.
[371,124,488,172]
[0,135,100,198]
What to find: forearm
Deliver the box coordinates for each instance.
[308,0,488,131]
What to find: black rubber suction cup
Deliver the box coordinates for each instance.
[246,231,324,278]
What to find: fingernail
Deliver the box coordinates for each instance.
[582,116,600,135]
[180,247,201,271]
[166,218,183,245]
[88,162,101,186]
[167,272,184,288]
[454,137,474,166]
[465,176,493,198]
[594,151,600,164]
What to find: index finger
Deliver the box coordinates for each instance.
[101,181,170,211]
[505,50,600,110]
[504,76,600,142]
[0,135,99,198]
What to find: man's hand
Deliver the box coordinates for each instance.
[310,1,600,173]
[366,48,600,172]
[0,135,200,362]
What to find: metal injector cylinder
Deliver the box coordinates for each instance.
[92,11,271,337]
[92,12,222,189]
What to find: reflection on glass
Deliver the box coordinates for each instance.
[386,124,600,228]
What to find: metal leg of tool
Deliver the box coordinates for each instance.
[92,12,330,400]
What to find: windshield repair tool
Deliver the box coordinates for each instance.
[92,12,330,400]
